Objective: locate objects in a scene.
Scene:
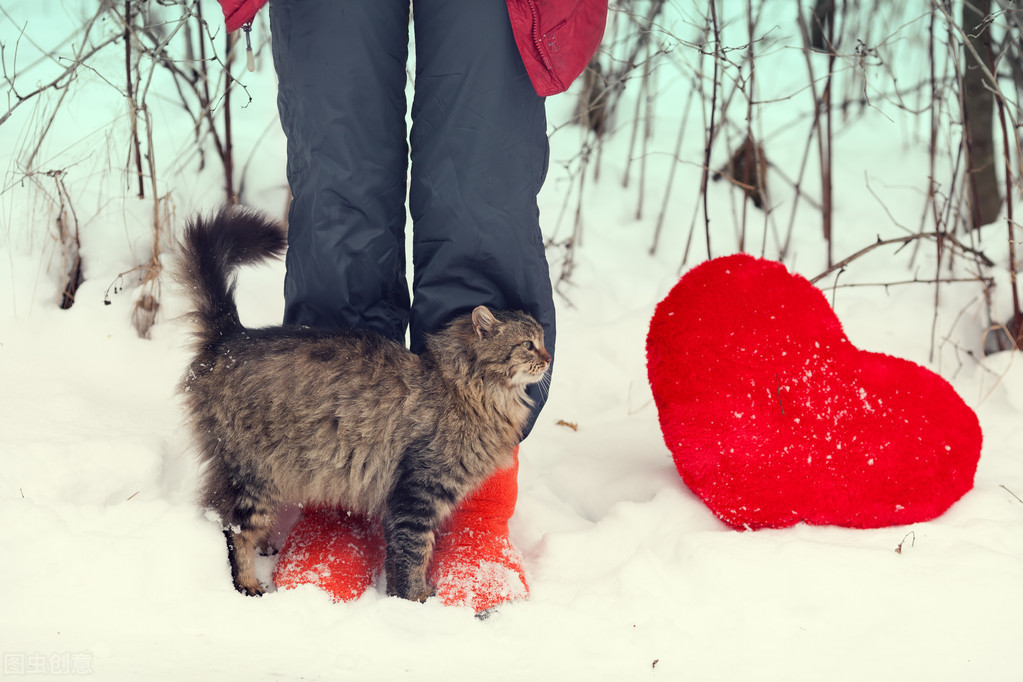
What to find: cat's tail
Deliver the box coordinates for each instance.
[175,206,287,338]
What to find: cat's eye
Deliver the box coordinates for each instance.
[521,340,535,351]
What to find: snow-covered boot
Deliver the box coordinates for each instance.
[272,508,383,602]
[428,448,529,612]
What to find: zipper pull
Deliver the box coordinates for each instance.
[242,22,255,72]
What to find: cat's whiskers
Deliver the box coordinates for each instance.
[535,373,552,402]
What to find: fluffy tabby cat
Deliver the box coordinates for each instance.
[174,207,551,601]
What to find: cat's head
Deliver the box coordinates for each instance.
[470,306,551,387]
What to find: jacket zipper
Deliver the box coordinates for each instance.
[525,0,560,83]
[242,22,255,72]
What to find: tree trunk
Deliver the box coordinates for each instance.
[961,0,1001,230]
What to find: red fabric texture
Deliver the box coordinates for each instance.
[272,508,384,602]
[646,254,982,530]
[273,449,527,611]
[215,0,608,97]
[217,0,265,33]
[506,0,609,96]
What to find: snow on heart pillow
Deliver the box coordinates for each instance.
[646,253,982,530]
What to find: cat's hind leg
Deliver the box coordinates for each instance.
[205,464,278,596]
[223,514,277,596]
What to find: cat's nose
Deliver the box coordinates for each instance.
[540,349,552,365]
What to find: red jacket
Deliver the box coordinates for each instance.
[217,0,606,97]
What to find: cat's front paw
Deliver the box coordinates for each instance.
[387,581,435,603]
[407,584,436,603]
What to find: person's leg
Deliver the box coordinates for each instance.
[408,0,555,439]
[269,0,407,600]
[409,0,554,610]
[271,0,411,340]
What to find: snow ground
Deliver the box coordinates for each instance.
[1,2,1021,680]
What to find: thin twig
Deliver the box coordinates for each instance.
[811,232,995,284]
[0,8,120,127]
[125,0,145,198]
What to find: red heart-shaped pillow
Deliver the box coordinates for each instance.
[646,254,982,529]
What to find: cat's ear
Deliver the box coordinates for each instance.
[471,306,499,339]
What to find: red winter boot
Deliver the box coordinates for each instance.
[272,507,383,602]
[429,449,529,612]
[271,449,528,612]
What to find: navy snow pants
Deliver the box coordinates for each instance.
[269,0,555,439]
